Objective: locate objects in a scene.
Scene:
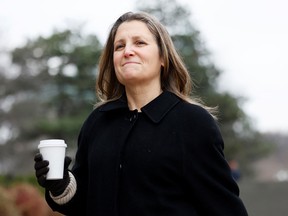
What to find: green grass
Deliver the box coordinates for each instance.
[0,175,44,194]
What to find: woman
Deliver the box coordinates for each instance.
[34,11,248,215]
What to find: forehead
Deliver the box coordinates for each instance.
[115,20,154,40]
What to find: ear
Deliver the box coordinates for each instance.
[160,57,164,67]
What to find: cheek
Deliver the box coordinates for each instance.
[113,58,121,75]
[113,53,119,66]
[113,62,123,83]
[112,54,120,78]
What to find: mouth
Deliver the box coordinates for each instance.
[122,61,139,66]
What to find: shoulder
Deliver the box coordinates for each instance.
[85,98,128,124]
[79,102,115,132]
[77,107,102,140]
[82,106,102,127]
[175,100,217,127]
[173,100,223,144]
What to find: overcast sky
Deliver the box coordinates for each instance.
[1,0,288,133]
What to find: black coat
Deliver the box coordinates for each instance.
[46,91,248,216]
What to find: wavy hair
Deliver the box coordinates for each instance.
[96,11,216,115]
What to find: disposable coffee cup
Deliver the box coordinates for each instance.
[38,139,67,180]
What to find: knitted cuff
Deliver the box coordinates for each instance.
[49,172,77,205]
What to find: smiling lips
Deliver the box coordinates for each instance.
[122,61,139,66]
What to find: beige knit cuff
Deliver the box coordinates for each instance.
[49,172,77,205]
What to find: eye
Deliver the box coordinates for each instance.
[114,43,125,51]
[135,40,146,46]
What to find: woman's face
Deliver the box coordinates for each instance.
[113,20,163,88]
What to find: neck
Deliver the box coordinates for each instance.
[125,86,163,111]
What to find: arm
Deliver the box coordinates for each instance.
[181,107,248,216]
[45,122,90,215]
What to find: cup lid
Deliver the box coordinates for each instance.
[38,139,67,148]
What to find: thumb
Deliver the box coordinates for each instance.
[64,156,72,169]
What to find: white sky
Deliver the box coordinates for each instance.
[1,0,288,133]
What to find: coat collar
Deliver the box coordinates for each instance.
[99,91,180,123]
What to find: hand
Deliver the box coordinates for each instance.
[34,153,72,196]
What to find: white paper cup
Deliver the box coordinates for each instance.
[38,139,67,180]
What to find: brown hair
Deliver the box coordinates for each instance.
[96,11,216,115]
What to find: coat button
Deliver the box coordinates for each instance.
[129,114,137,122]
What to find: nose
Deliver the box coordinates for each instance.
[123,45,134,57]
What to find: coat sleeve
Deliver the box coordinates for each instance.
[181,106,248,216]
[45,117,90,216]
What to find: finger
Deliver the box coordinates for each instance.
[36,167,49,178]
[34,160,49,170]
[34,153,43,162]
[37,174,47,186]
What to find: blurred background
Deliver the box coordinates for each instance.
[0,0,287,215]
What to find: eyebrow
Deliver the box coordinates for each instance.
[114,35,151,44]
